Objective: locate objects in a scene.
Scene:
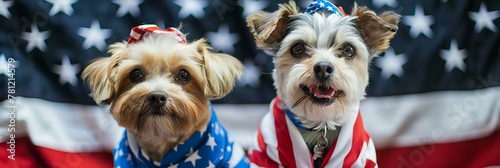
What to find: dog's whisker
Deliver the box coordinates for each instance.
[136,98,149,130]
[299,72,307,81]
[160,107,169,115]
[292,95,308,108]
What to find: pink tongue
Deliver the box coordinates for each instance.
[309,86,335,98]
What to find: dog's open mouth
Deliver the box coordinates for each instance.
[300,84,344,106]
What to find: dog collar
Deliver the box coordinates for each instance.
[279,98,336,132]
[274,96,315,131]
[127,24,187,45]
[284,109,311,131]
[305,0,346,17]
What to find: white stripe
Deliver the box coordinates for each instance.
[138,24,157,29]
[248,131,261,154]
[249,163,260,168]
[259,112,281,165]
[324,107,358,167]
[366,138,377,165]
[130,32,142,41]
[352,141,368,168]
[350,139,377,168]
[0,97,124,152]
[127,131,141,162]
[285,115,312,167]
[227,141,246,167]
[360,86,500,148]
[152,30,169,35]
[152,30,172,34]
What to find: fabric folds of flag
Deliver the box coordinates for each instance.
[1,0,499,167]
[248,97,377,168]
[1,0,268,167]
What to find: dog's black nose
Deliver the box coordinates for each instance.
[314,61,334,80]
[147,91,168,107]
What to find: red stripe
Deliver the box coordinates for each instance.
[132,26,144,39]
[143,26,161,33]
[35,147,113,168]
[377,129,500,168]
[128,26,145,44]
[0,137,44,168]
[127,38,136,43]
[257,128,266,151]
[365,159,376,168]
[343,111,371,167]
[166,27,176,32]
[132,26,143,34]
[249,128,279,168]
[0,137,113,168]
[273,97,297,168]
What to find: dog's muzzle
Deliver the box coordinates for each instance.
[147,91,168,107]
[313,61,334,81]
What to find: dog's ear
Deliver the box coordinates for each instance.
[194,39,243,99]
[352,5,400,54]
[82,42,125,105]
[247,0,298,50]
[82,57,114,105]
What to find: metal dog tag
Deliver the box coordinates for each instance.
[313,125,329,168]
[313,144,324,159]
[313,144,324,168]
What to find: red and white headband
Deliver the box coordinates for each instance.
[127,24,187,45]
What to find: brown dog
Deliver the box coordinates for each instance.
[83,25,248,167]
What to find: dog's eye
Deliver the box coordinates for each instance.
[176,69,190,83]
[129,69,145,84]
[342,44,355,59]
[291,43,305,57]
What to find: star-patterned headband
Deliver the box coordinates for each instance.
[305,0,346,17]
[127,24,187,45]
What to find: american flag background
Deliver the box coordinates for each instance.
[0,0,499,167]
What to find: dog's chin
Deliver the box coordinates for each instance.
[134,115,183,139]
[300,84,345,107]
[115,105,192,141]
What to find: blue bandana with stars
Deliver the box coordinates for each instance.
[113,105,249,168]
[305,0,345,17]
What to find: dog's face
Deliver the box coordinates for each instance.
[248,1,399,128]
[82,35,242,141]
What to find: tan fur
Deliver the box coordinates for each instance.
[82,33,242,161]
[246,0,298,49]
[81,57,114,105]
[195,39,243,99]
[352,5,400,54]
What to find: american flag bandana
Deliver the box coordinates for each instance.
[127,24,187,44]
[113,105,249,168]
[248,97,377,168]
[305,0,346,17]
